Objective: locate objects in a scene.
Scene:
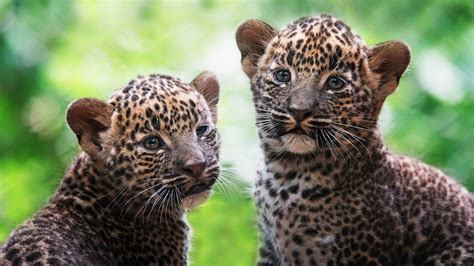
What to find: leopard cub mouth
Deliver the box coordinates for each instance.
[286,127,306,135]
[184,183,211,197]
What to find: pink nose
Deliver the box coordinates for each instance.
[181,161,206,179]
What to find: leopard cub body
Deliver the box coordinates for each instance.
[1,72,221,265]
[236,14,473,265]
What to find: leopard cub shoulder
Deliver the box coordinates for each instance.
[1,71,221,265]
[236,14,473,265]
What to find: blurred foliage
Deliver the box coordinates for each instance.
[0,0,473,265]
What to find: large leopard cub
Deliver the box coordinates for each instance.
[1,72,220,265]
[236,14,473,265]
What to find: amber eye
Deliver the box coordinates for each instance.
[326,76,346,91]
[274,69,291,83]
[196,125,211,136]
[142,136,164,150]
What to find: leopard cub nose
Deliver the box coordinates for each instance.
[288,106,313,123]
[181,161,206,179]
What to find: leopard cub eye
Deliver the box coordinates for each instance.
[196,124,211,137]
[273,69,291,83]
[142,136,165,150]
[326,76,347,91]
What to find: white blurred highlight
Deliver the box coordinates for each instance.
[417,50,464,103]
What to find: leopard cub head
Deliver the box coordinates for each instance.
[236,14,410,155]
[66,72,220,213]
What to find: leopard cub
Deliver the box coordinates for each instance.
[236,14,473,265]
[1,71,220,265]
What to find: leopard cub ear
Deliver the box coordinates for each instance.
[368,40,411,98]
[191,71,220,123]
[66,97,112,163]
[236,19,277,79]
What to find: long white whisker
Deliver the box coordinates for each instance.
[120,183,162,218]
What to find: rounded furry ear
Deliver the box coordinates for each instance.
[66,98,112,162]
[368,41,411,98]
[236,19,277,79]
[191,71,220,122]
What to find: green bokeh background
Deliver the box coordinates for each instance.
[0,1,473,265]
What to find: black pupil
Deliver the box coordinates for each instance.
[197,125,208,136]
[145,137,160,149]
[329,77,344,89]
[275,70,291,83]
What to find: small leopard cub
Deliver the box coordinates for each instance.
[1,72,220,265]
[236,14,473,265]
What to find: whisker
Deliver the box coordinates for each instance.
[100,184,131,216]
[330,121,376,133]
[147,190,162,226]
[332,125,372,158]
[142,185,168,223]
[120,183,163,218]
[331,126,362,156]
[320,129,335,161]
[328,128,358,169]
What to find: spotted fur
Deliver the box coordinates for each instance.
[0,72,220,265]
[236,14,473,265]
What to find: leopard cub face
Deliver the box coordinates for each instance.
[66,72,220,212]
[236,15,410,155]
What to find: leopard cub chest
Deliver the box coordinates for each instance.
[256,163,387,265]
